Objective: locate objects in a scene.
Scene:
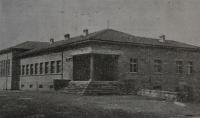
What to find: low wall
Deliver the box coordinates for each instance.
[137,89,178,101]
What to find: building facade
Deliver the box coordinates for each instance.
[0,52,12,90]
[0,41,49,90]
[1,29,200,96]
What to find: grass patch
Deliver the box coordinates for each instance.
[0,91,199,118]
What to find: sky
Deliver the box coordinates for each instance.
[0,0,200,49]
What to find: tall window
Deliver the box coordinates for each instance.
[30,64,34,75]
[50,61,55,73]
[56,60,62,73]
[154,59,162,73]
[22,65,25,75]
[4,60,7,76]
[6,60,10,75]
[176,61,183,74]
[26,64,29,75]
[35,63,38,75]
[39,63,43,74]
[130,58,138,73]
[45,62,49,74]
[187,61,193,74]
[2,60,5,76]
[0,61,2,77]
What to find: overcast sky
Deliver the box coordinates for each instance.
[0,0,200,49]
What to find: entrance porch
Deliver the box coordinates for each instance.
[73,54,119,81]
[62,54,119,95]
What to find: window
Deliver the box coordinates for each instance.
[187,61,193,74]
[26,64,29,75]
[50,85,54,89]
[45,62,49,74]
[6,60,10,75]
[29,84,33,88]
[1,61,3,77]
[0,61,2,77]
[30,64,34,75]
[154,59,162,73]
[1,61,3,76]
[2,60,5,76]
[0,60,4,77]
[0,60,3,77]
[21,84,24,88]
[35,63,38,75]
[176,61,183,74]
[39,84,43,88]
[1,60,4,77]
[153,85,162,90]
[4,60,7,76]
[22,65,25,75]
[2,60,4,76]
[56,60,62,73]
[50,61,55,73]
[130,58,138,72]
[40,63,43,74]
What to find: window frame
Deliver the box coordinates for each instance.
[26,64,29,75]
[45,62,49,74]
[39,62,43,74]
[2,60,5,76]
[154,59,162,73]
[0,61,2,77]
[6,59,10,76]
[30,64,34,75]
[176,60,183,74]
[34,63,38,75]
[29,84,33,88]
[21,65,25,75]
[187,61,193,75]
[129,58,138,73]
[50,61,55,73]
[56,60,62,73]
[21,84,25,88]
[39,84,43,88]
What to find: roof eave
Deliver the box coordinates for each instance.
[18,38,200,58]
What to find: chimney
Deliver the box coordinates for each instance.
[64,34,70,40]
[83,29,89,36]
[159,35,165,42]
[50,38,54,44]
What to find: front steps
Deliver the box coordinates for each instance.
[61,81,90,95]
[61,81,120,95]
[84,81,120,95]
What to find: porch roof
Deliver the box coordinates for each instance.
[71,48,122,56]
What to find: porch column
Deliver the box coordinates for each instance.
[90,54,94,81]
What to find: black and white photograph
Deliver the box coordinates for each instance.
[0,0,200,118]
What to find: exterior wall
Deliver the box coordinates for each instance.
[62,46,92,81]
[92,43,200,92]
[19,46,92,91]
[0,52,12,90]
[20,52,62,91]
[18,43,200,93]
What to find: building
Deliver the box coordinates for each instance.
[0,29,200,95]
[0,41,49,90]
